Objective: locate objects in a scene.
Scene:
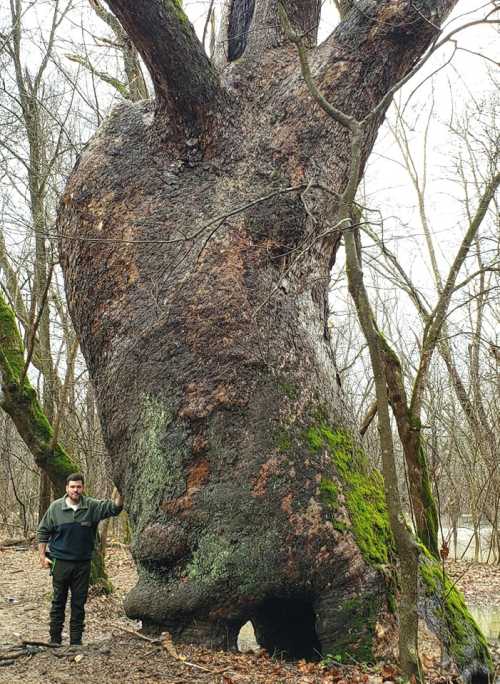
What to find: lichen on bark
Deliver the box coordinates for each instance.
[127,394,183,535]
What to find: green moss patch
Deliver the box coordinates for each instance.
[415,441,439,557]
[0,293,77,489]
[306,424,393,566]
[0,296,26,382]
[419,548,492,675]
[278,380,299,401]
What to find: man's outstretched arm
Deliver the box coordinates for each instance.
[90,488,124,521]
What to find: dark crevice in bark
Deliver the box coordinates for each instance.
[227,0,256,61]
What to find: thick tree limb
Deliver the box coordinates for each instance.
[317,0,459,123]
[0,293,77,493]
[104,0,222,132]
[219,0,321,64]
[88,0,148,101]
[333,0,353,21]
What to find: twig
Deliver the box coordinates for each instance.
[21,639,61,648]
[0,651,26,660]
[110,623,161,644]
[110,624,222,674]
[202,0,215,51]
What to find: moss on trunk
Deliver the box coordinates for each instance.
[419,547,492,683]
[306,423,394,567]
[302,416,492,681]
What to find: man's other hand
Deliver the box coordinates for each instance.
[40,556,52,569]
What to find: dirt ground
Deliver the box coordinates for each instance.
[1,541,499,683]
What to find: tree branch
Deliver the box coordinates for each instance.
[0,293,78,493]
[66,53,130,99]
[317,0,460,126]
[104,0,223,133]
[359,399,377,436]
[411,171,500,414]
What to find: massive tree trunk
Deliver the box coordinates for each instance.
[57,0,491,678]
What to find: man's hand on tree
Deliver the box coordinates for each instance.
[113,488,124,508]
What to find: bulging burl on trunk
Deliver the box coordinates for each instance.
[57,1,491,680]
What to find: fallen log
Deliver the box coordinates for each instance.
[0,536,34,548]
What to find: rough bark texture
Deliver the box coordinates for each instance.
[56,1,490,679]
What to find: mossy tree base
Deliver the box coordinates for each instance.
[418,549,492,684]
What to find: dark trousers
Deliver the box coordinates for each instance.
[49,558,91,644]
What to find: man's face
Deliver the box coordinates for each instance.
[66,480,84,502]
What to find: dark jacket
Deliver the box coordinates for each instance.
[37,495,122,561]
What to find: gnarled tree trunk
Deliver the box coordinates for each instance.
[57,1,491,679]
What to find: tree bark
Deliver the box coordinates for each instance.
[56,0,491,678]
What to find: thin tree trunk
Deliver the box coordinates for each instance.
[38,470,51,522]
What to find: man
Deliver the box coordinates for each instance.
[37,473,124,646]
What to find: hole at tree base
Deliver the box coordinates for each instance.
[244,597,321,660]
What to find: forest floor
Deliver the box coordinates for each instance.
[0,539,499,684]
